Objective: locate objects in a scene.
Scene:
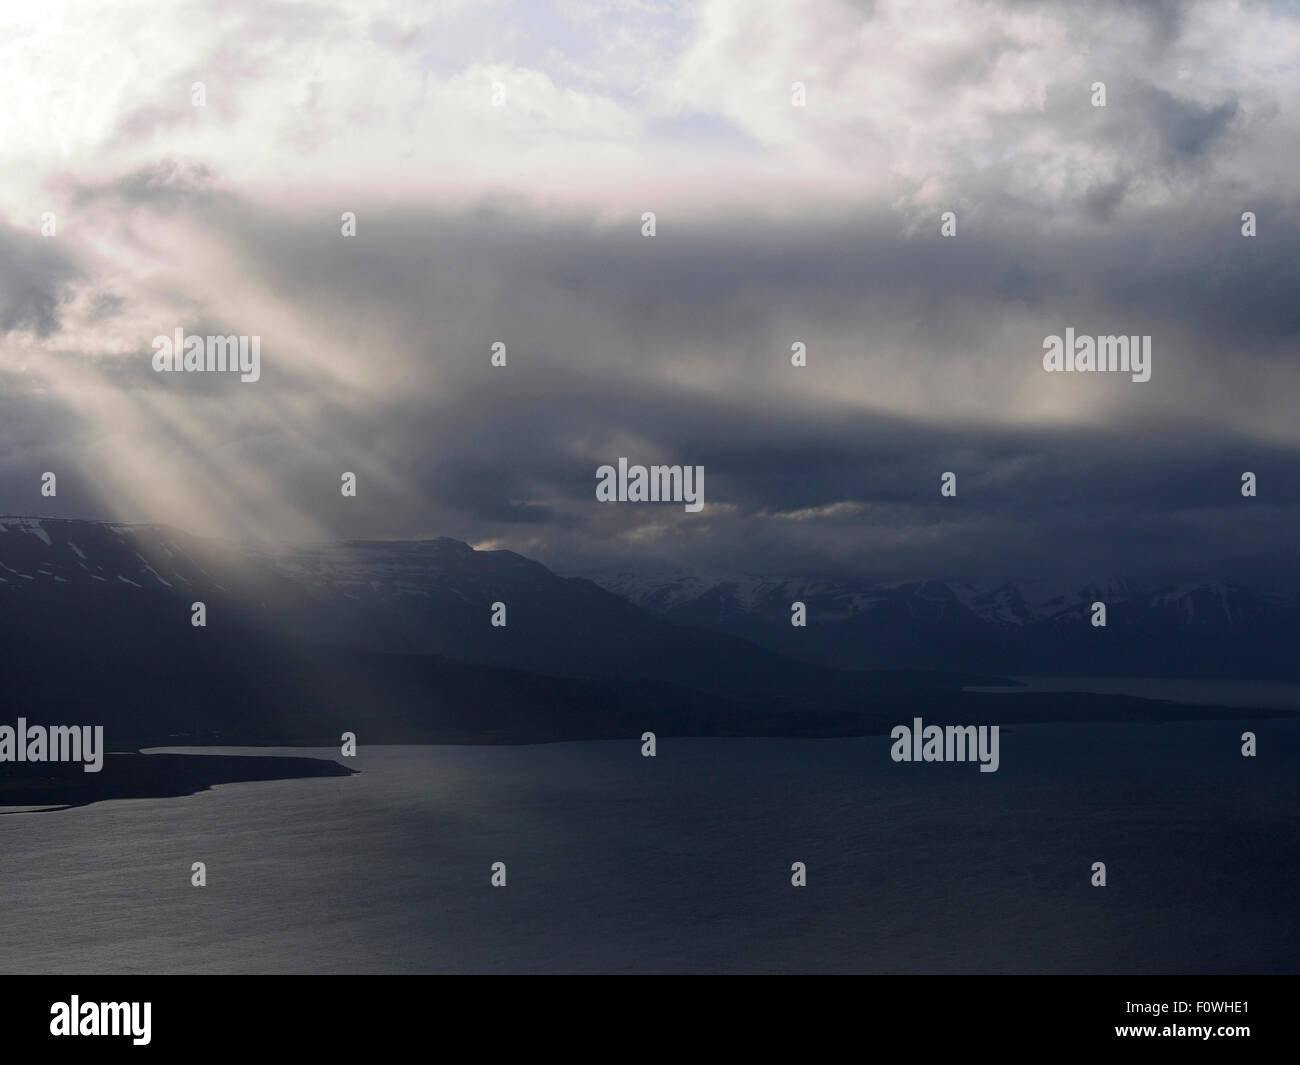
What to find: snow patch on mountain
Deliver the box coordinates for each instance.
[0,518,53,546]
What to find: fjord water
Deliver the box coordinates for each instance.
[2,721,1297,973]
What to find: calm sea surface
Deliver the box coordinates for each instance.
[2,719,1297,973]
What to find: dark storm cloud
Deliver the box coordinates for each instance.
[98,180,1285,585]
[0,224,81,337]
[970,77,1244,223]
[1133,84,1239,166]
[0,226,93,523]
[1082,175,1132,222]
[8,0,1298,586]
[1010,0,1187,50]
[73,159,225,213]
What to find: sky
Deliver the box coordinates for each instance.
[1,0,1298,585]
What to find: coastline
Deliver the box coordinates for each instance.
[0,751,356,811]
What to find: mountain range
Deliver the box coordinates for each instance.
[0,516,1287,749]
[574,568,1300,679]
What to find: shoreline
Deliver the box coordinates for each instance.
[0,751,355,811]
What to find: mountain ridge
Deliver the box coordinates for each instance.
[4,516,1294,684]
[570,566,1300,679]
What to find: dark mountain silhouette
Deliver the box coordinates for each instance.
[0,516,992,709]
[0,517,1280,757]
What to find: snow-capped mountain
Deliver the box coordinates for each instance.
[0,518,929,708]
[1,516,1292,750]
[4,516,1295,684]
[570,567,1300,678]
